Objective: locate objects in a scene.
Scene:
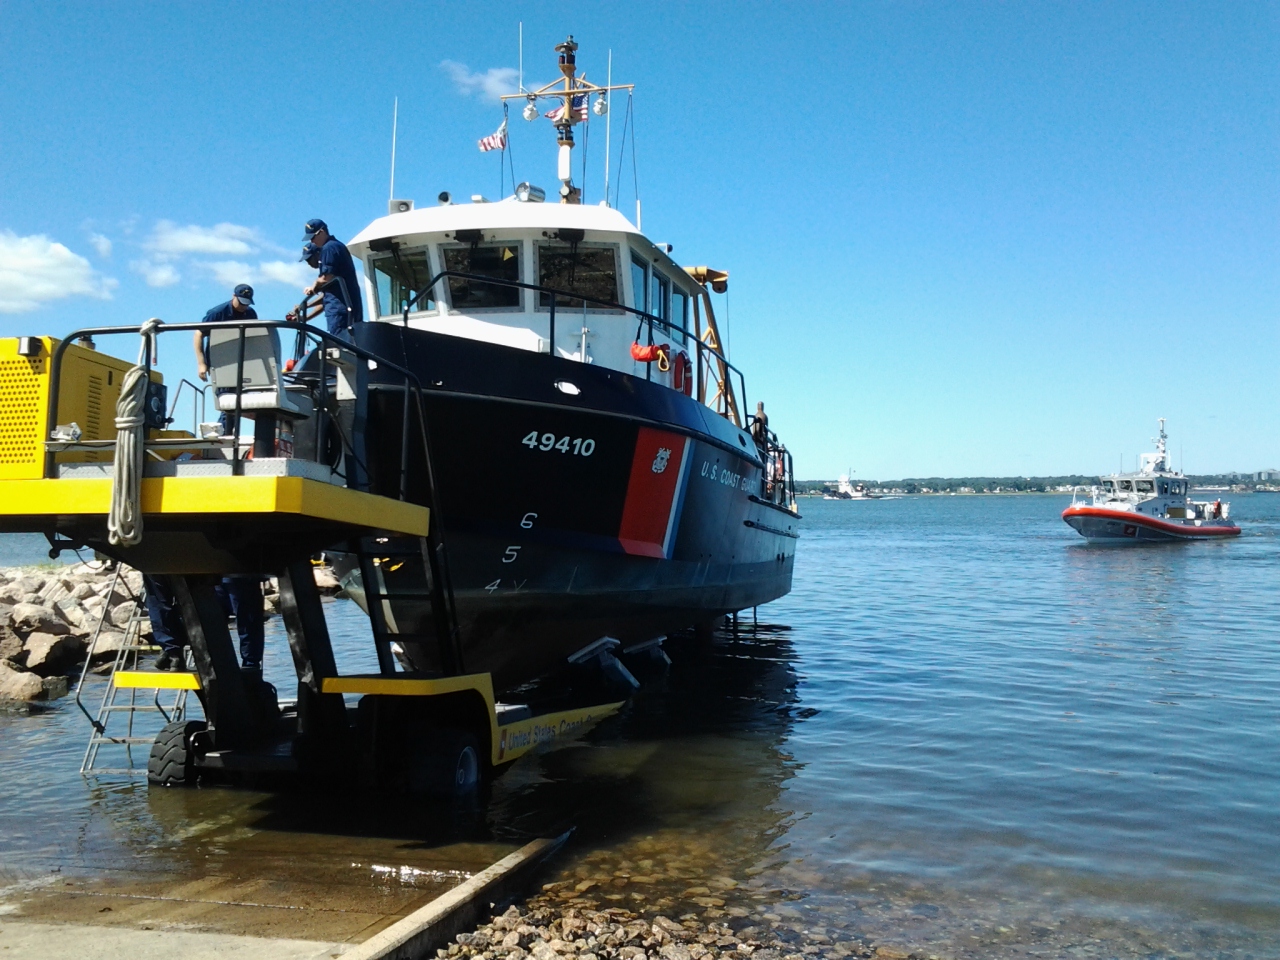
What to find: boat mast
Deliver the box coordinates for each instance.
[502,35,634,205]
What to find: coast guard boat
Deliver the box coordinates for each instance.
[823,474,881,500]
[1061,420,1240,543]
[333,37,799,689]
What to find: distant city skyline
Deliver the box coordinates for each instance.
[0,3,1275,477]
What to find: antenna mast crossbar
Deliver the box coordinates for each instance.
[500,35,634,204]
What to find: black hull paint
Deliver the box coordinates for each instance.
[350,324,799,692]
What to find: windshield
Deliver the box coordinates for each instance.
[1119,479,1134,492]
[538,244,619,309]
[1136,479,1154,493]
[372,250,434,317]
[444,243,521,309]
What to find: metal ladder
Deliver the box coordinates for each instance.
[351,532,462,676]
[74,567,191,775]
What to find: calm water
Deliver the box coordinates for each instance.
[1,495,1279,955]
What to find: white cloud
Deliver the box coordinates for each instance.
[87,232,112,258]
[257,260,312,287]
[0,231,117,313]
[130,259,180,287]
[204,260,255,288]
[145,220,263,258]
[441,60,519,101]
[199,259,310,290]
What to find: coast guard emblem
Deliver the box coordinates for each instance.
[651,447,671,474]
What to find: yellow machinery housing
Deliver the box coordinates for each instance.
[0,336,160,479]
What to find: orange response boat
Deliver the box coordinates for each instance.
[1062,420,1241,543]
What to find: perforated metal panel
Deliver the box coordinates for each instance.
[0,358,44,469]
[83,374,104,461]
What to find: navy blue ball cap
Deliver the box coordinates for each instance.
[299,242,321,262]
[233,283,254,304]
[303,218,328,240]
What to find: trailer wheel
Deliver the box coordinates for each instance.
[411,729,482,799]
[147,720,207,787]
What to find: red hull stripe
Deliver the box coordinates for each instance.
[618,428,691,558]
[1062,505,1240,537]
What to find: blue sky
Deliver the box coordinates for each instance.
[1,2,1276,478]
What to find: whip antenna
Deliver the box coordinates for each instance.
[389,97,398,202]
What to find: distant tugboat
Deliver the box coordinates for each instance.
[1062,420,1241,542]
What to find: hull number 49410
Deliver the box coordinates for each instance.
[522,431,595,456]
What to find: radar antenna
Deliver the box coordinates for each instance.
[501,35,634,204]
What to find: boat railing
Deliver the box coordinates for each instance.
[399,270,749,427]
[752,422,796,509]
[44,319,435,507]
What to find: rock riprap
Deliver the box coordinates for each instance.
[0,562,148,703]
[0,561,343,703]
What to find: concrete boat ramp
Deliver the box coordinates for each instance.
[0,836,564,959]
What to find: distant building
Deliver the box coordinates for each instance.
[1256,469,1280,481]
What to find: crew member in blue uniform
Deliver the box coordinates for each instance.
[302,219,363,340]
[194,283,258,435]
[190,283,267,674]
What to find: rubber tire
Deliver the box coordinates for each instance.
[410,730,482,799]
[147,720,207,787]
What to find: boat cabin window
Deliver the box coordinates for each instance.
[536,243,620,310]
[631,254,648,312]
[1136,479,1154,493]
[1158,481,1169,495]
[371,249,434,317]
[673,289,690,344]
[650,270,670,324]
[1171,481,1183,495]
[1119,479,1134,492]
[443,242,521,310]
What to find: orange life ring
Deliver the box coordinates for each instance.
[673,351,693,395]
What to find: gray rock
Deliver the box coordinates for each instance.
[39,579,73,606]
[12,603,69,636]
[0,660,44,701]
[661,946,693,960]
[41,675,69,700]
[0,583,27,605]
[23,633,85,676]
[0,633,23,663]
[87,630,129,663]
[107,602,137,629]
[313,565,341,592]
[54,598,93,633]
[70,581,95,600]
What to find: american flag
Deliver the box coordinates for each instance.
[478,119,507,153]
[544,94,589,122]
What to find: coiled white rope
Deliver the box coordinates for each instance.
[107,318,162,547]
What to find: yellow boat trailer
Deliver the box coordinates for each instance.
[0,324,621,795]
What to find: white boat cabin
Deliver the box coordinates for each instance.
[1083,421,1230,522]
[348,199,704,395]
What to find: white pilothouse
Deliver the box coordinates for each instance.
[1062,419,1240,542]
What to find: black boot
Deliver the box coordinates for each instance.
[154,651,173,671]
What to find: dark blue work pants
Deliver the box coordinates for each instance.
[214,577,265,672]
[142,575,185,657]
